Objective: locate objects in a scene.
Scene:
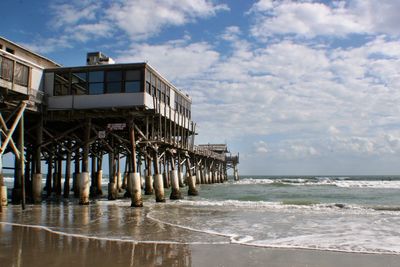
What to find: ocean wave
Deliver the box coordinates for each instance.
[167,199,400,216]
[147,205,400,255]
[233,178,400,189]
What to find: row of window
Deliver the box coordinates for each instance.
[0,55,29,87]
[175,93,191,118]
[145,69,191,118]
[145,69,171,105]
[52,67,191,119]
[54,69,142,96]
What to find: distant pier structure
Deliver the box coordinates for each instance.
[0,36,239,211]
[197,144,239,181]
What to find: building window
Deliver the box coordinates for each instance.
[125,70,141,93]
[14,62,29,86]
[166,86,170,106]
[105,70,122,94]
[151,73,156,96]
[54,72,70,96]
[88,71,104,95]
[89,83,104,95]
[5,47,15,54]
[0,55,14,82]
[161,82,166,103]
[145,69,151,94]
[71,72,87,95]
[157,78,161,100]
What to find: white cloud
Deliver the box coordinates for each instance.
[20,36,72,54]
[50,0,100,28]
[107,0,229,40]
[114,39,220,81]
[26,0,228,54]
[254,141,269,154]
[142,34,400,162]
[220,26,241,41]
[248,0,400,40]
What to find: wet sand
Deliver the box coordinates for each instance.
[1,203,400,267]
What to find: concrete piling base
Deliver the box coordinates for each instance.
[1,186,7,206]
[170,170,183,200]
[129,173,143,207]
[188,175,198,196]
[145,175,153,195]
[154,174,165,202]
[32,173,42,203]
[108,182,117,200]
[78,172,90,205]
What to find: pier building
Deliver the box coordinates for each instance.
[0,36,239,211]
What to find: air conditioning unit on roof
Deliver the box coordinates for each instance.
[86,52,115,65]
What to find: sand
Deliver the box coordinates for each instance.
[1,203,400,267]
[1,224,400,267]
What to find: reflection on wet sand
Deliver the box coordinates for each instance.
[2,203,400,267]
[0,225,191,267]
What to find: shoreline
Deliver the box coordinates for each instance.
[1,220,399,256]
[1,222,400,267]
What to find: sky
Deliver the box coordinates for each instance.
[2,0,400,175]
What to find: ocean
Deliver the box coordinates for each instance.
[2,175,400,256]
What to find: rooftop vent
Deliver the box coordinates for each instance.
[86,52,115,65]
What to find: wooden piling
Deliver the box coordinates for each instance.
[46,148,53,197]
[73,148,80,197]
[129,121,143,207]
[96,154,103,196]
[169,152,182,200]
[79,119,91,205]
[63,142,71,198]
[153,148,165,202]
[145,155,153,195]
[185,155,198,196]
[108,137,117,200]
[20,111,25,209]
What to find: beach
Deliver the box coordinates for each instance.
[2,176,400,266]
[1,209,400,267]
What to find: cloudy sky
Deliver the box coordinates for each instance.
[2,0,400,175]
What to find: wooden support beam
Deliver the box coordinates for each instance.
[0,114,20,158]
[41,123,83,148]
[134,124,147,141]
[0,101,27,156]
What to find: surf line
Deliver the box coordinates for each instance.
[146,211,252,245]
[0,221,225,246]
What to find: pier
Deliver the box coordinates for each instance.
[0,37,239,211]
